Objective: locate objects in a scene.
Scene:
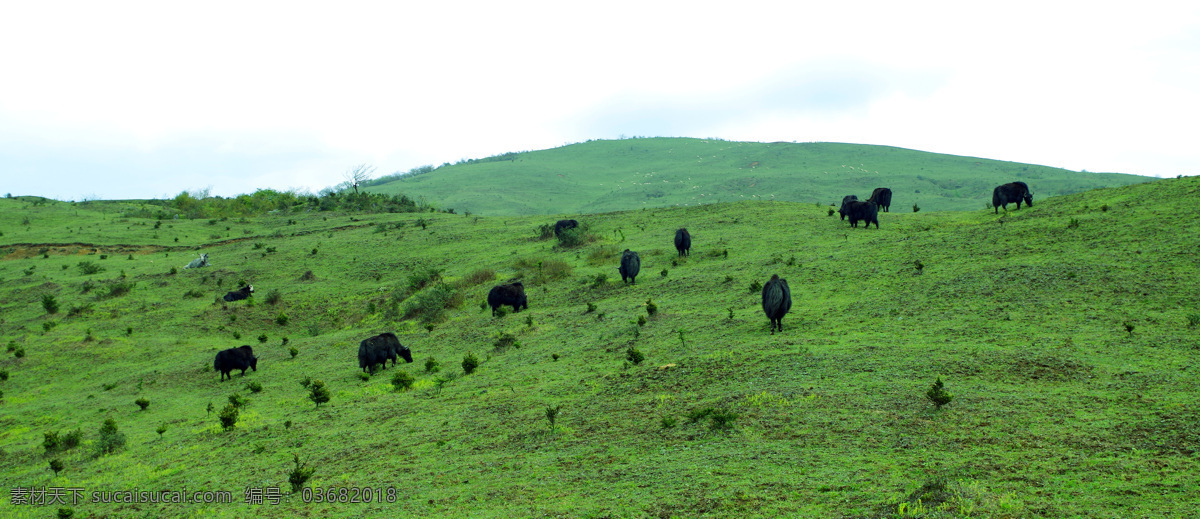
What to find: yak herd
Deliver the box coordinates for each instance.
[212,182,1034,380]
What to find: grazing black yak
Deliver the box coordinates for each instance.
[222,284,254,302]
[487,282,528,316]
[358,332,413,373]
[845,201,879,229]
[674,228,691,257]
[838,195,858,220]
[761,274,792,335]
[553,219,579,237]
[618,249,641,284]
[992,182,1033,214]
[868,188,892,212]
[214,345,258,381]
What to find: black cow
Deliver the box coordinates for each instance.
[992,182,1033,214]
[674,228,691,257]
[618,249,641,284]
[214,345,258,381]
[222,284,254,302]
[487,282,528,316]
[838,195,858,220]
[869,188,892,212]
[761,274,792,335]
[553,219,579,237]
[845,201,879,229]
[358,332,413,373]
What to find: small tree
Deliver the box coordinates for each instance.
[391,370,415,391]
[49,459,64,476]
[308,379,331,408]
[462,352,479,375]
[42,294,59,314]
[135,397,150,411]
[926,377,953,409]
[219,404,239,430]
[288,453,316,492]
[96,418,126,455]
[343,163,376,195]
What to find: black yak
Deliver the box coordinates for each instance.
[838,195,858,220]
[553,219,579,237]
[868,188,892,212]
[674,228,691,257]
[992,182,1033,214]
[358,332,413,373]
[761,274,792,335]
[214,345,257,381]
[845,201,879,229]
[222,284,254,302]
[487,282,528,316]
[618,249,641,284]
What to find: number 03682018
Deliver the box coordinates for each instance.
[301,486,397,504]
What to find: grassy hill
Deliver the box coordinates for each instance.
[1,178,1198,518]
[365,138,1153,215]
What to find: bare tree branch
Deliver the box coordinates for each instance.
[343,163,376,194]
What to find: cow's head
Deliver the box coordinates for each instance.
[398,345,413,363]
[246,285,254,293]
[249,356,258,371]
[1024,192,1034,206]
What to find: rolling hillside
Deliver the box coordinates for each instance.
[366,138,1153,215]
[1,177,1198,518]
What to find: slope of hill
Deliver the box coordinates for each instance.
[1,178,1197,517]
[366,138,1153,215]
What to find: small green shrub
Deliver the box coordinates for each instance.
[14,347,26,358]
[299,376,312,388]
[748,280,762,292]
[1067,218,1080,229]
[391,370,415,391]
[289,347,299,359]
[228,393,248,408]
[77,261,103,275]
[246,381,263,393]
[43,321,58,332]
[545,405,561,427]
[660,268,668,277]
[425,357,440,373]
[49,458,64,475]
[275,312,289,325]
[591,273,608,288]
[586,302,596,313]
[257,334,268,344]
[156,423,167,438]
[43,431,61,453]
[462,352,479,374]
[0,369,7,381]
[645,298,657,316]
[96,418,126,454]
[357,372,370,381]
[265,289,282,305]
[42,294,59,314]
[687,407,714,423]
[135,398,150,411]
[626,346,645,365]
[708,409,739,431]
[308,380,331,408]
[288,453,315,492]
[926,377,953,409]
[636,315,647,327]
[219,404,239,430]
[493,332,521,353]
[183,289,204,298]
[1187,314,1200,328]
[556,227,586,248]
[912,203,921,213]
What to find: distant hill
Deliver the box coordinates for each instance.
[364,137,1153,215]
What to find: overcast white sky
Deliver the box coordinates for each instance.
[2,1,1197,201]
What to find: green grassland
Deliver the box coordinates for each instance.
[1,177,1198,518]
[366,138,1153,216]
